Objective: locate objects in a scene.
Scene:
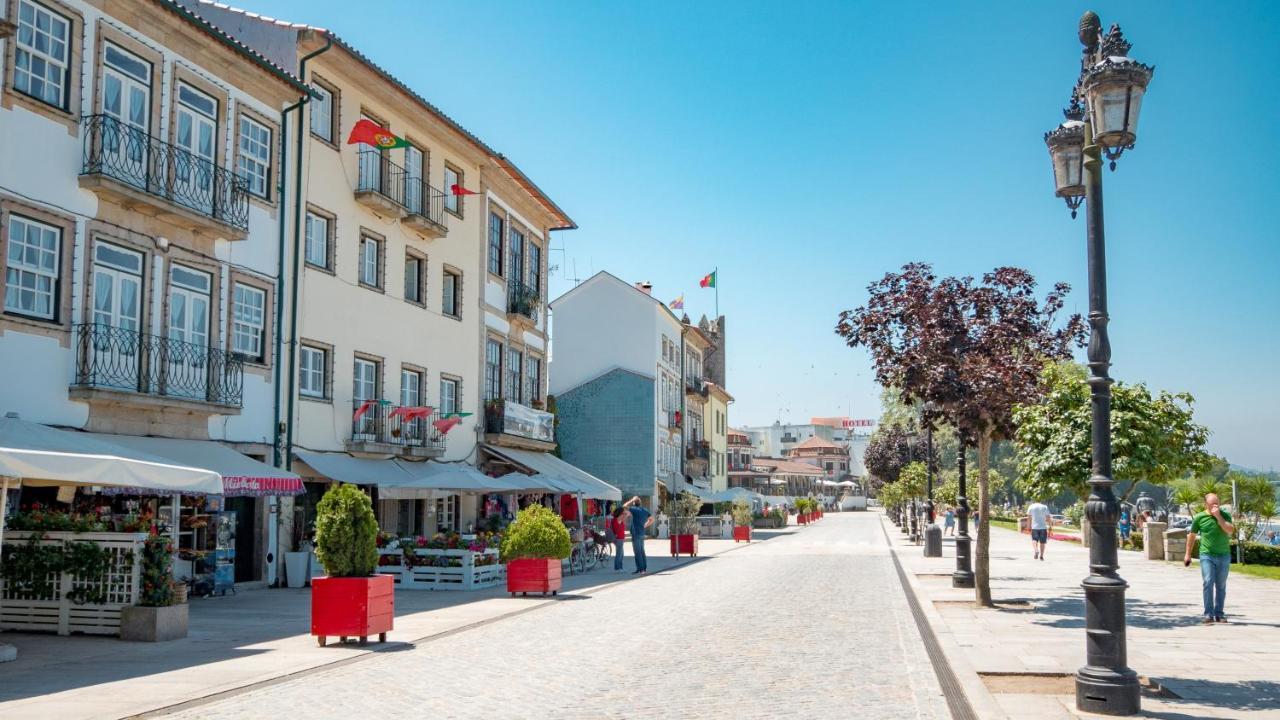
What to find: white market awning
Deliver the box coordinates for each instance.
[294,450,418,487]
[0,416,222,495]
[95,434,301,497]
[395,460,522,493]
[483,445,621,501]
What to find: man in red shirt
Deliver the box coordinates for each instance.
[609,507,627,572]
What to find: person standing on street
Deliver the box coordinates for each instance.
[944,507,956,536]
[609,507,627,572]
[1027,499,1052,560]
[1185,493,1235,623]
[623,496,654,574]
[1119,506,1132,543]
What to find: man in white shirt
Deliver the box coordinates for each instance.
[1027,501,1053,561]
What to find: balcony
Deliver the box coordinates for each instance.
[71,323,243,410]
[347,400,446,458]
[79,114,249,239]
[684,374,705,398]
[402,182,448,239]
[483,399,555,452]
[506,280,540,327]
[685,440,709,461]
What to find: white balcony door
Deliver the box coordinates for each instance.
[400,369,421,441]
[174,84,218,213]
[91,242,144,385]
[167,264,211,400]
[357,114,381,193]
[353,358,378,437]
[404,145,423,215]
[100,43,151,186]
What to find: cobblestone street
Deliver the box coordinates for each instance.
[161,513,948,719]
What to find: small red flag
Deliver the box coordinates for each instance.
[450,184,478,196]
[353,399,376,421]
[433,416,463,435]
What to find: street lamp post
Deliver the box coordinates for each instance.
[1043,11,1152,716]
[923,404,942,557]
[952,435,974,588]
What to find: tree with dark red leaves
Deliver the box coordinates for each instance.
[837,263,1085,606]
[863,422,936,495]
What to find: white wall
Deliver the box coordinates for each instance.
[548,273,657,394]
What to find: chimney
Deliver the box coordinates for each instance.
[634,281,653,295]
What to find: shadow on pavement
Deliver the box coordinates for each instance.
[1154,678,1280,712]
[1024,594,1201,630]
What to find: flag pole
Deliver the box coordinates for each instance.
[714,267,719,319]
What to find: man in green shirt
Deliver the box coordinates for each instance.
[1183,493,1235,624]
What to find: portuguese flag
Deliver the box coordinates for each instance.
[347,119,409,149]
[699,271,716,288]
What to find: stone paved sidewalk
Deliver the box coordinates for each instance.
[0,532,773,720]
[884,511,1280,719]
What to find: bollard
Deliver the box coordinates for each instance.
[924,522,943,557]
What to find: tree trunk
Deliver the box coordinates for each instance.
[975,430,993,607]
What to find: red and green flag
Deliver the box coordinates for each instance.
[347,119,409,149]
[699,271,716,288]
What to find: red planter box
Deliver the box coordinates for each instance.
[311,575,393,646]
[733,525,751,543]
[670,533,699,556]
[506,558,562,596]
[798,513,809,525]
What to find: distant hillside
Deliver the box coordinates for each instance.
[1230,464,1280,483]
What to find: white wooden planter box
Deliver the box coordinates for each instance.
[376,548,504,590]
[1,531,145,636]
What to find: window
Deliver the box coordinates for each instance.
[91,241,142,331]
[5,215,61,320]
[400,367,421,407]
[525,357,541,405]
[404,145,424,215]
[508,228,524,285]
[442,268,460,317]
[231,283,266,361]
[504,348,522,403]
[353,357,379,402]
[304,211,330,269]
[299,345,327,398]
[484,339,502,401]
[443,165,460,214]
[14,0,71,109]
[309,83,333,142]
[237,116,272,199]
[488,213,504,276]
[359,235,381,288]
[440,377,459,415]
[404,252,424,304]
[529,243,541,294]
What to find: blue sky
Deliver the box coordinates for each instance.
[241,1,1279,469]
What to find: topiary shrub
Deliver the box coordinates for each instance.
[500,505,571,562]
[731,499,753,527]
[314,484,378,577]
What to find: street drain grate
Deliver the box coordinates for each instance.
[979,672,1181,699]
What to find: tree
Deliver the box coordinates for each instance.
[1014,362,1210,503]
[838,263,1084,606]
[863,422,934,493]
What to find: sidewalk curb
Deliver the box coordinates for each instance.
[878,512,1010,720]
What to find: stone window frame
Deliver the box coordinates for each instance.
[88,20,165,149]
[80,225,154,340]
[484,334,504,402]
[307,73,340,149]
[0,195,77,342]
[399,362,426,407]
[226,269,274,372]
[352,350,385,404]
[524,351,544,406]
[1,0,84,134]
[439,372,463,415]
[303,203,336,274]
[167,64,232,174]
[486,206,505,280]
[356,227,385,293]
[443,162,464,218]
[298,338,333,402]
[159,246,222,357]
[233,104,281,208]
[403,247,427,308]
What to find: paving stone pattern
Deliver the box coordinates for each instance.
[166,514,950,719]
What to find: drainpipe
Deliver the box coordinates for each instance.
[283,35,333,472]
[272,96,305,468]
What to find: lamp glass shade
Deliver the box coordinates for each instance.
[1045,120,1085,198]
[1082,60,1151,150]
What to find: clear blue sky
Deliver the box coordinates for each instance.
[241,1,1279,470]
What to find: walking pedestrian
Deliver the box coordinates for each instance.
[609,507,627,572]
[1119,507,1132,543]
[1184,493,1235,624]
[622,496,654,574]
[1027,499,1052,560]
[944,507,955,536]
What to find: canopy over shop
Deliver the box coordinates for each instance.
[478,445,621,528]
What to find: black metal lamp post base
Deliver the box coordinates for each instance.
[952,534,974,588]
[1076,666,1141,716]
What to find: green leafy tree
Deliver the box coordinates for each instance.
[1014,362,1210,503]
[314,483,378,577]
[1233,473,1277,543]
[500,505,572,561]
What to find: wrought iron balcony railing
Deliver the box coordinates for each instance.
[73,323,244,406]
[685,441,709,461]
[507,279,540,320]
[484,399,555,444]
[356,149,408,206]
[351,400,447,452]
[80,114,250,231]
[684,374,704,392]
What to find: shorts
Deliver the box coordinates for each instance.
[1031,528,1048,543]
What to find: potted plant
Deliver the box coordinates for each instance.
[797,498,811,525]
[310,484,391,647]
[731,499,753,543]
[668,491,702,557]
[502,505,571,596]
[121,533,188,641]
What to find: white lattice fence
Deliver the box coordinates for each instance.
[1,531,145,636]
[377,548,504,590]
